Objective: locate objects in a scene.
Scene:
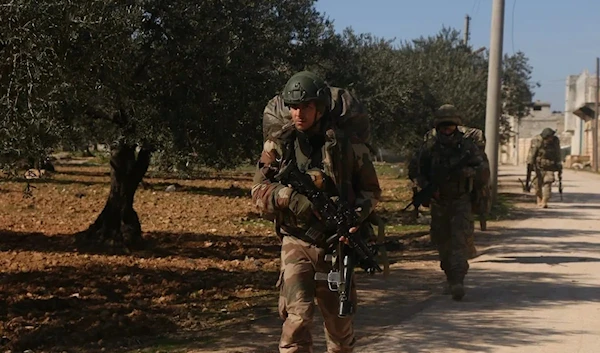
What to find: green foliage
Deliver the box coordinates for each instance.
[306,27,534,155]
[500,51,538,144]
[1,2,537,169]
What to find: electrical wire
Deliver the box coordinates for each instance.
[511,0,517,53]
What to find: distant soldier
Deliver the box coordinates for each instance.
[525,128,562,208]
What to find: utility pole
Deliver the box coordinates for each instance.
[464,15,471,45]
[484,0,505,201]
[594,57,599,172]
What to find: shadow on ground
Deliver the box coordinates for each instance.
[178,264,600,353]
[167,186,600,353]
[2,178,598,353]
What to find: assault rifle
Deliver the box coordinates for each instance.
[275,157,381,318]
[519,164,562,201]
[520,164,534,192]
[402,151,475,211]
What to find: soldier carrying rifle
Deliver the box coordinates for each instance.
[409,104,490,301]
[251,71,382,353]
[523,128,563,208]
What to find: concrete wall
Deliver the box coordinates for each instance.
[565,75,578,134]
[565,75,584,155]
[501,101,563,166]
[564,70,599,161]
[573,71,598,109]
[519,102,560,139]
[500,115,518,165]
[517,137,531,165]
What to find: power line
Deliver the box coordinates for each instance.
[538,78,568,84]
[511,0,517,53]
[469,0,482,18]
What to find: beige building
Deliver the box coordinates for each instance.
[564,70,599,168]
[501,100,563,165]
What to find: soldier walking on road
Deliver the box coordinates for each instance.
[251,71,381,353]
[416,118,491,257]
[525,128,562,208]
[412,104,490,301]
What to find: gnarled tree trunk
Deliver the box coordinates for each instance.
[77,143,152,251]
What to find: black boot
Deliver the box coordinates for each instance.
[450,282,465,301]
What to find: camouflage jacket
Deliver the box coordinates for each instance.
[252,92,381,239]
[527,135,561,171]
[414,129,489,200]
[410,126,489,180]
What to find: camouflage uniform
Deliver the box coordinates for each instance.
[414,105,489,300]
[421,126,489,258]
[527,128,562,208]
[252,71,381,353]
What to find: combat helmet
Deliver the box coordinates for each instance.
[282,71,330,107]
[541,128,555,138]
[433,104,462,128]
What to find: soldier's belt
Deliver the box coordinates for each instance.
[279,224,329,248]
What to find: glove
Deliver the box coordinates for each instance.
[288,191,313,221]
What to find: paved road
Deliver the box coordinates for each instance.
[357,165,600,353]
[194,165,600,353]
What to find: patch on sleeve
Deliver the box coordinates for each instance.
[275,186,293,209]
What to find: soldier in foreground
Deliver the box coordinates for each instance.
[411,104,489,300]
[251,71,381,353]
[525,128,562,208]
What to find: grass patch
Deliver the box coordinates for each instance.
[374,162,406,178]
[487,192,515,221]
[237,217,273,227]
[386,223,428,234]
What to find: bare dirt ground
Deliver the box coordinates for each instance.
[0,160,436,353]
[178,169,533,353]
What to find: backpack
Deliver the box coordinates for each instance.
[262,87,370,144]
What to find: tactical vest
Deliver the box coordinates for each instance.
[264,87,372,244]
[422,134,475,199]
[277,121,355,203]
[273,122,360,246]
[534,136,561,170]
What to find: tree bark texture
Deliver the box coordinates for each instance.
[77,143,151,251]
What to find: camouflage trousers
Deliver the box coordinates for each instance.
[430,194,472,285]
[534,170,554,201]
[465,227,477,259]
[277,236,356,353]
